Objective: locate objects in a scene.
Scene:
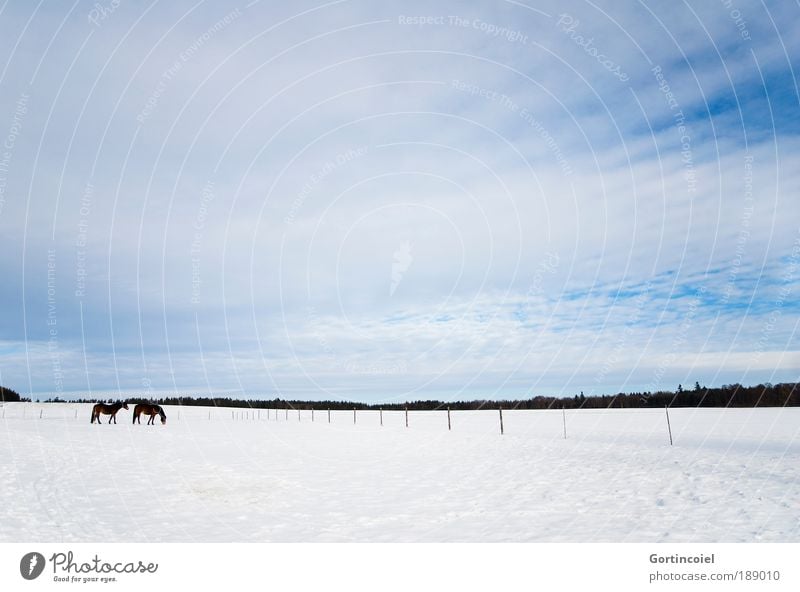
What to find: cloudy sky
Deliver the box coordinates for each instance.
[0,0,798,402]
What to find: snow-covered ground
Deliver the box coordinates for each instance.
[1,402,798,542]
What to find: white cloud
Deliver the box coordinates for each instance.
[1,0,798,399]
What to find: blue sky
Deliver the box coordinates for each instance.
[0,0,798,402]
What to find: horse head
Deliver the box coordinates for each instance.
[122,402,129,410]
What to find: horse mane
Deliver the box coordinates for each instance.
[158,406,166,419]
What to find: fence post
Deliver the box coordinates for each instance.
[665,405,673,446]
[285,408,288,421]
[447,407,451,431]
[405,407,408,428]
[562,407,567,439]
[380,408,383,426]
[499,408,504,435]
[40,409,43,419]
[353,408,356,424]
[328,409,331,423]
[312,408,315,422]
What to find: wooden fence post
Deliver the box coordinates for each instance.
[353,408,356,424]
[380,408,383,426]
[665,405,673,446]
[285,408,288,420]
[40,409,43,419]
[312,408,315,422]
[499,408,504,435]
[562,407,567,439]
[405,407,408,428]
[328,408,331,423]
[447,407,451,431]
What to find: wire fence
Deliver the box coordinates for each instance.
[3,401,797,448]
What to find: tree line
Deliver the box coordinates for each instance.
[29,381,800,410]
[0,385,27,402]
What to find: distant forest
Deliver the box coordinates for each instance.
[0,386,26,403]
[11,381,799,410]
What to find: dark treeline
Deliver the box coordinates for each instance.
[37,382,800,410]
[0,385,28,402]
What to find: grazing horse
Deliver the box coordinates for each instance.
[133,403,167,425]
[90,401,128,424]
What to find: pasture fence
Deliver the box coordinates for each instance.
[4,401,775,446]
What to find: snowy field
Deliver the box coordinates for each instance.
[1,402,798,542]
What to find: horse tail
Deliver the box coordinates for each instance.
[90,406,95,423]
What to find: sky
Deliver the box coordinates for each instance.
[0,0,798,402]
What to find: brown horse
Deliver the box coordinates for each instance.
[133,403,167,425]
[90,401,128,424]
